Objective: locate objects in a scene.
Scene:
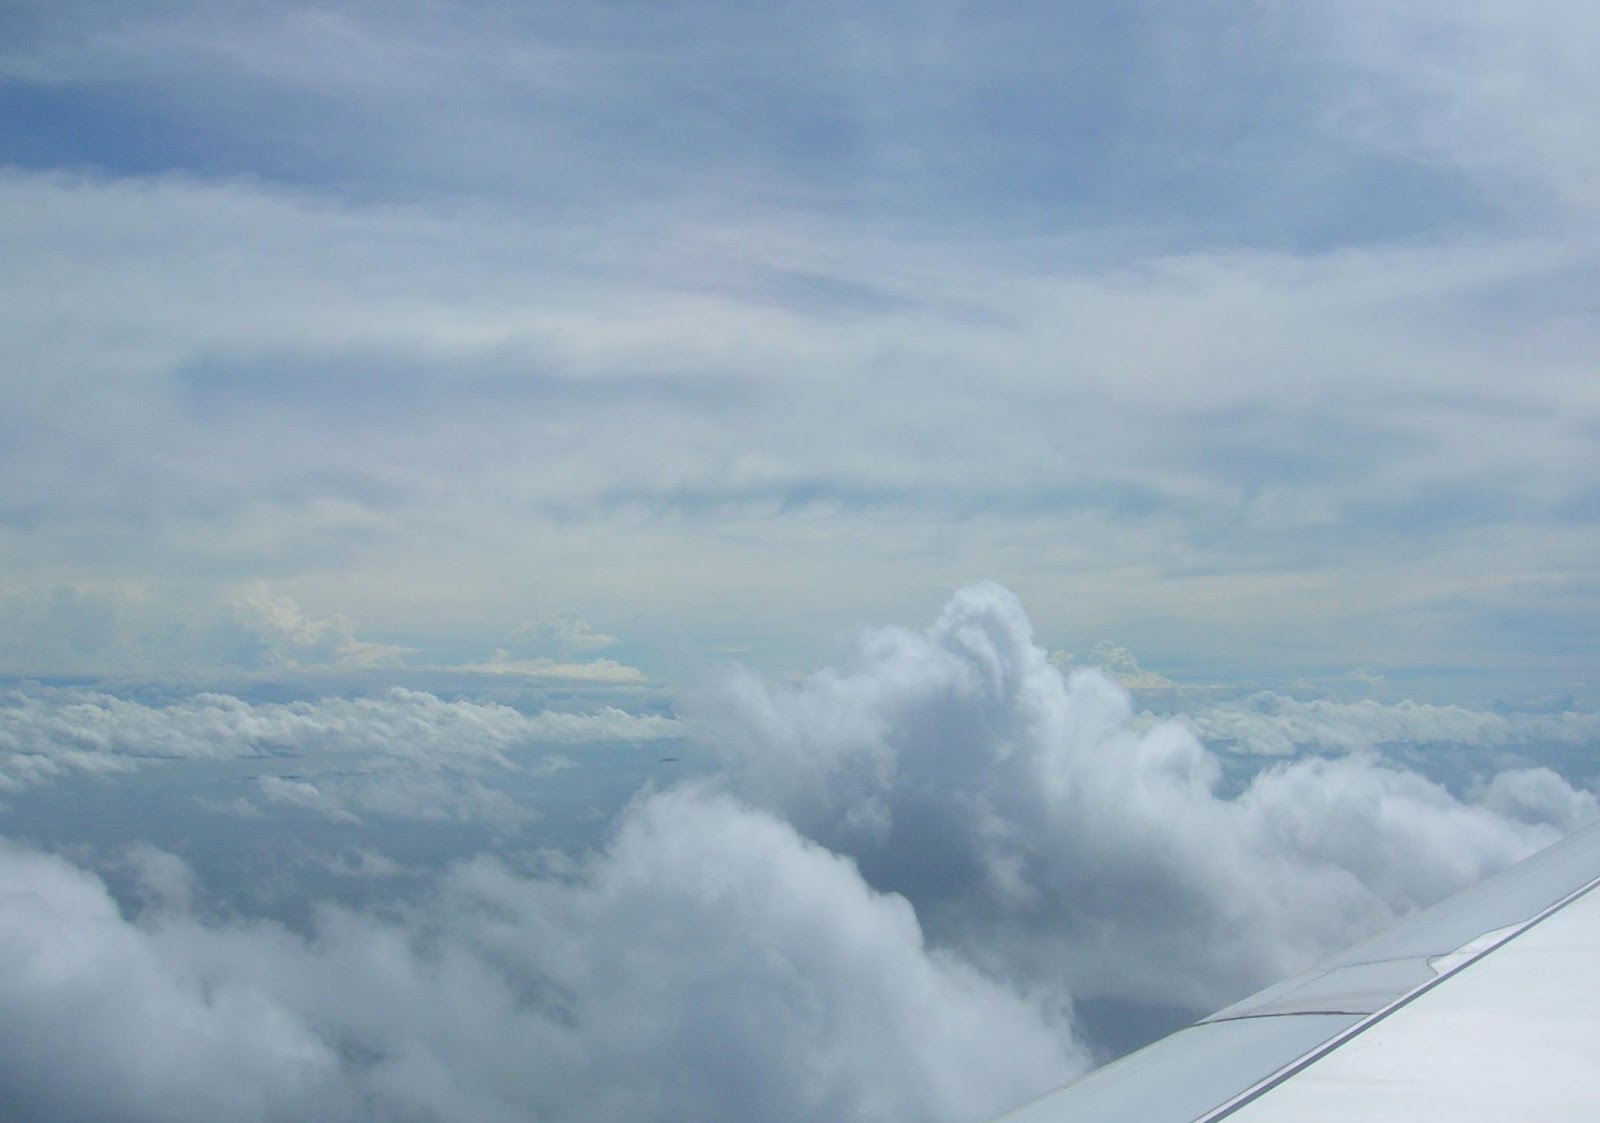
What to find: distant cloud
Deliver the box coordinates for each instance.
[0,583,410,677]
[0,686,679,824]
[255,770,532,832]
[1077,640,1184,692]
[215,584,412,671]
[506,609,620,658]
[0,582,658,688]
[445,657,646,684]
[1186,692,1600,757]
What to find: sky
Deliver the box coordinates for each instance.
[2,0,1598,695]
[2,2,1600,1121]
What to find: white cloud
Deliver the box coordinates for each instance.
[506,609,619,657]
[692,584,1598,1012]
[1473,766,1600,832]
[0,583,411,676]
[0,685,679,829]
[1079,640,1184,692]
[1,2,1599,696]
[6,4,1600,1106]
[1186,691,1600,757]
[255,771,531,832]
[1303,0,1600,220]
[2,686,676,766]
[109,841,202,918]
[0,789,1081,1123]
[3,585,1599,1121]
[0,841,340,1122]
[445,657,645,684]
[214,584,412,670]
[1,159,1597,691]
[0,579,656,690]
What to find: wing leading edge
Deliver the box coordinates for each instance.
[993,819,1600,1123]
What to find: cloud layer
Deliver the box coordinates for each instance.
[0,585,1596,1122]
[1187,691,1600,760]
[2,0,1599,692]
[0,684,676,831]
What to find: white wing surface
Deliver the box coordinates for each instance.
[993,819,1600,1122]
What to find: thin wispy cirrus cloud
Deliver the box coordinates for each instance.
[3,2,1600,1122]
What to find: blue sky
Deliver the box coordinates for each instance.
[4,0,1599,700]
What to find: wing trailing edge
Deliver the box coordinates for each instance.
[993,819,1600,1122]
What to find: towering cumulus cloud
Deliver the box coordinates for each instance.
[0,585,1594,1122]
[696,583,1595,1012]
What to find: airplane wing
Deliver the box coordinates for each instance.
[993,819,1600,1122]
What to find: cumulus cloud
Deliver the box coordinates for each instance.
[255,771,531,832]
[0,788,1080,1123]
[2,685,676,763]
[506,609,620,658]
[445,656,647,684]
[0,583,654,689]
[0,685,679,829]
[213,584,412,671]
[1473,766,1600,832]
[1186,691,1600,757]
[0,842,341,1123]
[0,583,410,677]
[436,607,647,685]
[692,584,1598,1013]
